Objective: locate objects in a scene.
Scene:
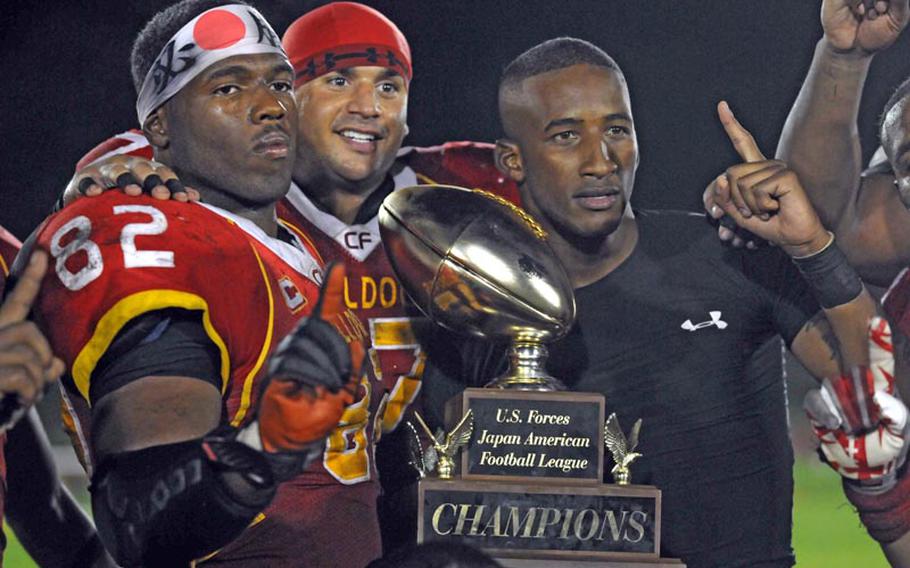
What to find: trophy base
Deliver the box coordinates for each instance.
[418,478,665,563]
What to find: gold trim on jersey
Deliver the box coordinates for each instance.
[230,244,275,427]
[415,173,438,186]
[59,388,92,475]
[192,512,267,565]
[0,252,8,278]
[381,352,425,434]
[71,290,230,404]
[279,218,325,266]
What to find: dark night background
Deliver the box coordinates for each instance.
[0,3,907,564]
[2,0,910,239]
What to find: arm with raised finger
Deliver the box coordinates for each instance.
[0,250,64,431]
[713,103,877,378]
[778,0,910,283]
[779,0,908,224]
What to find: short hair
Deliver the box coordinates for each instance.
[130,0,251,93]
[499,37,623,96]
[881,74,910,141]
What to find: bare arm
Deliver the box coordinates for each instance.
[711,100,879,377]
[91,375,283,518]
[91,376,221,459]
[777,1,910,281]
[839,173,910,286]
[790,294,878,379]
[778,0,908,228]
[775,38,871,230]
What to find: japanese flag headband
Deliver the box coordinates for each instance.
[136,4,288,126]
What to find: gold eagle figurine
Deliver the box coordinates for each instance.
[404,421,439,478]
[413,410,474,480]
[604,413,642,485]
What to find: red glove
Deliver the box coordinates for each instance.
[805,317,909,488]
[243,264,364,458]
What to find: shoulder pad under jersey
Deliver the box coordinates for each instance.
[33,193,265,402]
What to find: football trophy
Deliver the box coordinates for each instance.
[378,184,575,390]
[380,185,676,566]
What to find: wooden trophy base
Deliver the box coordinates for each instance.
[418,388,684,566]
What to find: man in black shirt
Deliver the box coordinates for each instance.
[445,37,877,568]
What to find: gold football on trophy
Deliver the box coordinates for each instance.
[379,184,575,390]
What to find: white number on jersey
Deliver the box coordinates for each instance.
[49,205,175,290]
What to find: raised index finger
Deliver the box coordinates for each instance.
[718,100,766,162]
[0,250,48,327]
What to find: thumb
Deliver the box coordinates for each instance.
[313,262,347,320]
[875,391,909,431]
[804,388,842,430]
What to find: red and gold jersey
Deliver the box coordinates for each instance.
[278,142,519,435]
[80,133,519,437]
[0,225,19,559]
[0,226,21,294]
[401,141,521,205]
[76,130,152,171]
[885,268,910,341]
[33,193,323,440]
[31,193,384,566]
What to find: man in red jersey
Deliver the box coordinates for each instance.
[68,1,519,552]
[27,1,372,565]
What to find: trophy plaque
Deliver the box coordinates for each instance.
[380,185,683,566]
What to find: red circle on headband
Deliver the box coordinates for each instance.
[194,9,246,50]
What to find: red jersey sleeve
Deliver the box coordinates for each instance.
[76,129,153,171]
[32,193,268,404]
[402,141,522,205]
[0,226,22,294]
[884,269,910,340]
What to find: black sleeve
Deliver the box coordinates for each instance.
[741,247,821,348]
[92,434,276,567]
[5,409,111,568]
[90,308,221,405]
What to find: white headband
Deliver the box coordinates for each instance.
[136,4,288,125]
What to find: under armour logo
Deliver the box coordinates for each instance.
[681,311,727,332]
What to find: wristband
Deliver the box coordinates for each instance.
[845,465,910,543]
[235,421,325,482]
[792,232,863,309]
